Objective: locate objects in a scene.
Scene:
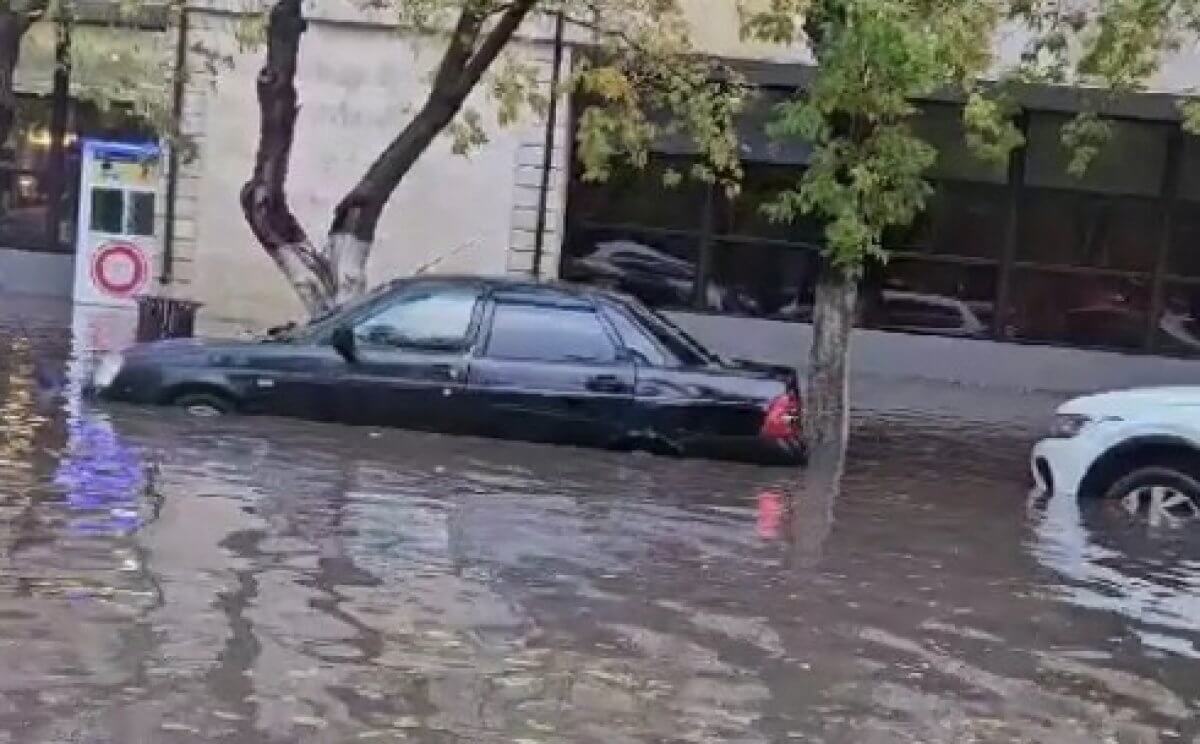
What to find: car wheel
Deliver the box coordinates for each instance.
[173,392,233,418]
[1103,466,1200,527]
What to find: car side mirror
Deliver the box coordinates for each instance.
[330,325,357,363]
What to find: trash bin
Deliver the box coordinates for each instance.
[135,296,202,342]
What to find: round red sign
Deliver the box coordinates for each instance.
[90,242,148,299]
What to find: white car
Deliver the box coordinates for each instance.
[1032,387,1200,526]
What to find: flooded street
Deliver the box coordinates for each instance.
[2,297,1199,743]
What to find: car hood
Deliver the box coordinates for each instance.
[125,337,265,358]
[1060,386,1200,416]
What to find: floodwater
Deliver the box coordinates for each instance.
[1,296,1199,743]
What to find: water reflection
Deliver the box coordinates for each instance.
[0,295,1197,740]
[1029,488,1200,659]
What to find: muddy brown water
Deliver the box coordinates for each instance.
[1,297,1199,743]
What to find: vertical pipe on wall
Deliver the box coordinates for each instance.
[1146,126,1182,352]
[45,15,70,252]
[160,4,188,285]
[992,111,1029,339]
[531,11,564,280]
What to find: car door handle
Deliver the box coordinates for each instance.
[587,374,627,393]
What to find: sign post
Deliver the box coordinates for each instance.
[72,140,162,308]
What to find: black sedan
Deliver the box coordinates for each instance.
[93,276,804,465]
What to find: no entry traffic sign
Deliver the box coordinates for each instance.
[89,241,148,299]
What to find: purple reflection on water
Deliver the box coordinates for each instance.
[53,412,146,537]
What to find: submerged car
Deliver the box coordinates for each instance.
[1032,387,1200,526]
[93,276,805,465]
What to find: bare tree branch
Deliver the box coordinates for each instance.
[331,0,538,243]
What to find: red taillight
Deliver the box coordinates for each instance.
[761,392,801,439]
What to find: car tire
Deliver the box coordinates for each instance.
[1102,465,1200,526]
[173,392,234,418]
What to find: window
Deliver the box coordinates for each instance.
[486,304,616,363]
[562,226,699,309]
[1155,282,1200,357]
[1167,204,1200,279]
[129,192,155,236]
[602,304,669,366]
[1004,270,1151,350]
[707,240,818,321]
[90,189,157,237]
[570,156,706,232]
[860,258,996,337]
[1017,190,1161,272]
[1025,114,1169,197]
[717,164,824,243]
[90,188,124,233]
[353,287,479,349]
[911,103,1009,184]
[1177,136,1200,203]
[0,171,53,249]
[888,181,1010,260]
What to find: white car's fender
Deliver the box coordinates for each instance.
[1034,404,1200,497]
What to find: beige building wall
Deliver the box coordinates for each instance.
[679,1,1200,93]
[176,9,569,332]
[679,0,810,63]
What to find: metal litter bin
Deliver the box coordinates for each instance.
[135,296,201,342]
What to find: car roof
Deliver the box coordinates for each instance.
[389,273,627,306]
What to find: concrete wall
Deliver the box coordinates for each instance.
[667,311,1200,395]
[178,11,571,333]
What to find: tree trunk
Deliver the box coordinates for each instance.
[240,0,334,316]
[804,264,858,457]
[244,0,537,315]
[788,444,844,568]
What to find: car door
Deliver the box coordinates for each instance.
[340,283,483,432]
[238,343,349,422]
[467,298,635,447]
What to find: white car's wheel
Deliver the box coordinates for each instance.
[1103,466,1200,527]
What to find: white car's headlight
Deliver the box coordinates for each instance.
[92,352,124,390]
[1049,413,1093,438]
[1049,413,1121,438]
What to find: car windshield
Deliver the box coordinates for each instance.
[273,279,403,342]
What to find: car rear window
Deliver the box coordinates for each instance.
[602,305,671,367]
[621,303,719,366]
[486,303,616,363]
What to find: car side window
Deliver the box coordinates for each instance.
[486,303,616,363]
[354,287,479,350]
[602,306,671,367]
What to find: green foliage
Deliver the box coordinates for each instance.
[11,2,213,157]
[1060,112,1112,178]
[741,0,1200,278]
[962,91,1024,168]
[568,0,745,195]
[745,0,1002,278]
[1182,98,1200,135]
[448,107,488,154]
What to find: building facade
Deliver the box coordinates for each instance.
[6,3,1200,392]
